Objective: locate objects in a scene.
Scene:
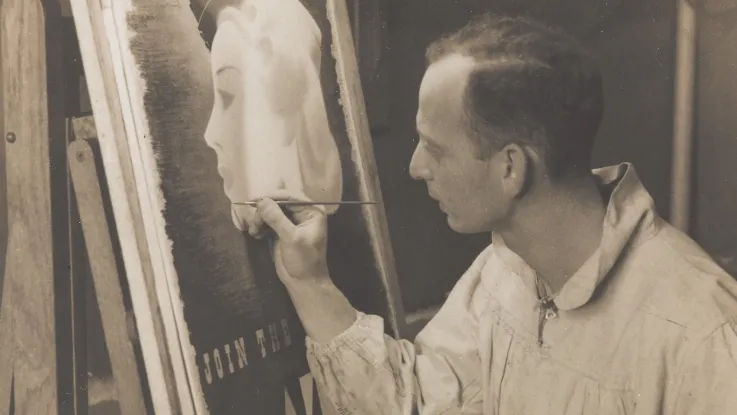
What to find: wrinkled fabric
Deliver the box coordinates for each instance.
[305,163,737,414]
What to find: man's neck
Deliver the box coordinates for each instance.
[497,176,607,294]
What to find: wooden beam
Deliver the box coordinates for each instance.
[0,23,9,410]
[0,0,7,306]
[0,280,11,413]
[68,136,148,415]
[671,0,697,233]
[0,0,57,412]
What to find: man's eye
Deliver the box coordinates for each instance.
[218,90,235,110]
[424,142,442,158]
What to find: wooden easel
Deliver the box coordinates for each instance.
[67,117,148,414]
[0,0,147,412]
[0,0,60,413]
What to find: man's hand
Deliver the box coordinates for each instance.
[234,190,358,342]
[235,190,330,286]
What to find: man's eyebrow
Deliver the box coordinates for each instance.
[416,126,441,147]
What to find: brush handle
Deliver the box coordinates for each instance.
[232,200,378,206]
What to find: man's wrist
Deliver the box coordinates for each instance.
[283,275,357,342]
[281,270,333,292]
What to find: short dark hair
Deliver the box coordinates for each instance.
[426,14,604,179]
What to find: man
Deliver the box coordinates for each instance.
[242,14,737,414]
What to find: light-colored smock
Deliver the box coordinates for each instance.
[306,163,737,414]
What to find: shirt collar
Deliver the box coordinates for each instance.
[492,162,662,311]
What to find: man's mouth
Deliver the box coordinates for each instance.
[428,191,443,209]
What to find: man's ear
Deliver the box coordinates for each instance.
[499,143,530,198]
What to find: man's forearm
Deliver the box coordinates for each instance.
[283,276,357,342]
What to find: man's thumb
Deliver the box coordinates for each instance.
[256,198,295,239]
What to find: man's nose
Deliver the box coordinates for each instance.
[409,146,430,181]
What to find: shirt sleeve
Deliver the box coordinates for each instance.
[305,248,493,415]
[672,320,737,414]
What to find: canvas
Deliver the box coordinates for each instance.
[70,0,404,413]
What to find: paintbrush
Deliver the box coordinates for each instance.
[232,200,379,207]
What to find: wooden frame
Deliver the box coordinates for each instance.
[69,0,405,413]
[69,121,148,414]
[0,0,59,413]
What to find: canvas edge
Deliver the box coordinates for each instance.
[68,0,183,413]
[326,0,407,338]
[105,0,211,413]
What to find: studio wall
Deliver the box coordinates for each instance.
[694,6,737,275]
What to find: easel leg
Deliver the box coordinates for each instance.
[68,137,148,415]
[1,0,58,412]
[0,280,13,415]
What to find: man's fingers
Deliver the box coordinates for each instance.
[269,189,309,201]
[292,205,325,225]
[257,198,296,239]
[255,189,326,224]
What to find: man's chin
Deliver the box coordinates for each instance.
[446,215,472,234]
[446,214,492,235]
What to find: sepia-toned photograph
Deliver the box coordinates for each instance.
[1,0,736,414]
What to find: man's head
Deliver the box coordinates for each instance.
[411,14,604,234]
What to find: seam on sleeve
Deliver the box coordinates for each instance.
[306,311,377,351]
[671,317,737,413]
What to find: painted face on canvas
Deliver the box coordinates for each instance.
[203,0,344,229]
[410,54,513,234]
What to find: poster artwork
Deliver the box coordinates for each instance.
[78,0,400,413]
[205,0,344,215]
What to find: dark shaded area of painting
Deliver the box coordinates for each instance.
[295,0,393,325]
[126,0,391,413]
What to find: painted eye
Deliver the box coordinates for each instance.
[218,90,235,110]
[214,67,241,111]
